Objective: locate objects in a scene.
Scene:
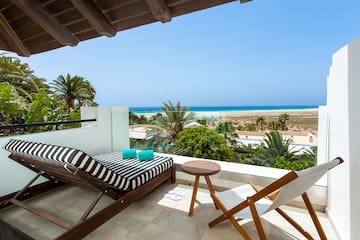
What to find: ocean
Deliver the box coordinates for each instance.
[129,105,318,114]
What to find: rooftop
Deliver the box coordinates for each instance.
[0,183,338,240]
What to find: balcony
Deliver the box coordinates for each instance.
[1,35,360,240]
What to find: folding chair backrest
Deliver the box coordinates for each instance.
[267,158,343,212]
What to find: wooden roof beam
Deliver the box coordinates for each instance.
[145,0,172,23]
[12,0,78,46]
[69,0,116,37]
[0,12,30,56]
[240,0,252,3]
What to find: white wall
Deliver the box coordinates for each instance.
[0,107,129,196]
[348,38,360,240]
[327,36,360,240]
[110,107,130,152]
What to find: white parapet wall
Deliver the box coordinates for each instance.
[0,107,129,196]
[326,36,360,240]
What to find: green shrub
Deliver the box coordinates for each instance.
[272,156,315,171]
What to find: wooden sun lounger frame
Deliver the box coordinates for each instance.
[0,153,176,240]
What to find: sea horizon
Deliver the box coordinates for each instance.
[129,105,319,114]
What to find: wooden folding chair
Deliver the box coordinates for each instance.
[1,139,176,240]
[208,157,344,240]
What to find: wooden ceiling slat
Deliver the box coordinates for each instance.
[70,0,116,37]
[12,0,78,46]
[0,11,30,56]
[171,0,235,17]
[113,13,155,32]
[145,0,172,23]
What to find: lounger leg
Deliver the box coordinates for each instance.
[79,191,104,222]
[171,166,176,183]
[13,171,43,200]
[302,193,327,240]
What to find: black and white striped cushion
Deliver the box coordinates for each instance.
[93,152,174,191]
[4,139,174,191]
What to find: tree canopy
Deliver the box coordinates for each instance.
[175,126,234,161]
[158,101,194,143]
[0,55,96,134]
[52,74,96,109]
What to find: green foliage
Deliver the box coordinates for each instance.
[302,146,317,162]
[263,131,298,160]
[24,90,54,123]
[267,120,280,130]
[278,113,290,130]
[244,123,257,131]
[256,116,266,130]
[0,56,50,101]
[216,121,238,144]
[52,73,96,109]
[273,156,315,171]
[196,119,207,126]
[0,56,96,135]
[175,126,234,161]
[149,113,163,124]
[0,83,27,124]
[129,112,149,124]
[158,101,194,142]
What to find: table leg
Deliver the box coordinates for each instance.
[205,175,218,209]
[189,175,200,216]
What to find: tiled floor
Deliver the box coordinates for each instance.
[0,183,339,240]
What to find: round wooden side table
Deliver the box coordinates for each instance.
[181,160,221,216]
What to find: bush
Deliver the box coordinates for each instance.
[175,126,234,161]
[272,156,315,171]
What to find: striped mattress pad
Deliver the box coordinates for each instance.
[93,152,173,191]
[4,139,174,191]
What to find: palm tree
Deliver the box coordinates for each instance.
[0,56,50,100]
[216,121,238,145]
[158,101,193,143]
[255,116,266,131]
[263,131,297,161]
[303,146,317,162]
[51,74,96,109]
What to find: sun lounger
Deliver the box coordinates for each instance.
[1,139,176,240]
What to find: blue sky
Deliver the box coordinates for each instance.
[9,0,360,107]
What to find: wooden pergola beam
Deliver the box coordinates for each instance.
[69,0,116,37]
[0,12,30,56]
[145,0,172,23]
[12,0,78,46]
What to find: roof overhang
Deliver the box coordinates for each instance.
[0,0,251,56]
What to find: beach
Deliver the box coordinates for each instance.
[192,109,318,132]
[136,109,319,132]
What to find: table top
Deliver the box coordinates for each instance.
[181,160,221,176]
